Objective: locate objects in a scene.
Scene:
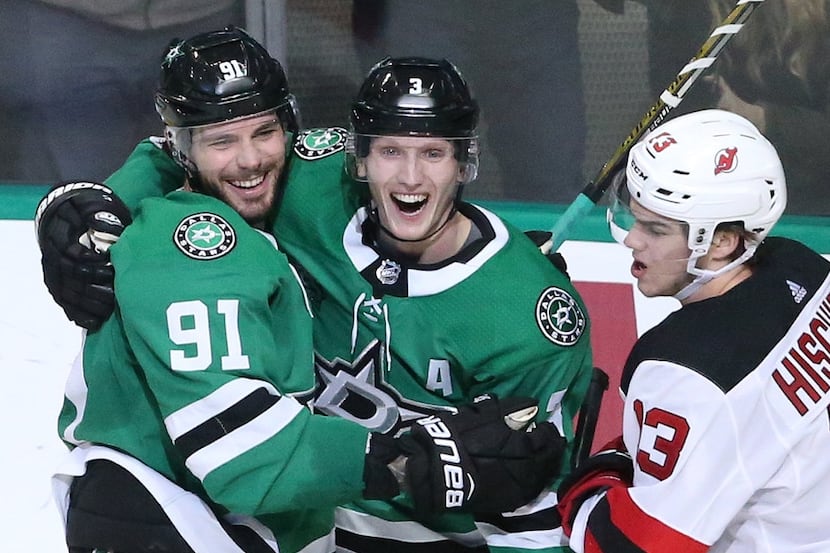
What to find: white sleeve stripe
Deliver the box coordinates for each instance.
[478,526,565,549]
[184,396,304,480]
[165,378,280,440]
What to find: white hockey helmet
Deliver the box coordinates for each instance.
[609,109,787,300]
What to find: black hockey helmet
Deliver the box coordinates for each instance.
[154,26,298,135]
[351,57,478,137]
[347,57,479,183]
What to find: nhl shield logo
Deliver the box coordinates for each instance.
[376,259,402,285]
[294,127,347,160]
[535,286,586,346]
[174,212,236,260]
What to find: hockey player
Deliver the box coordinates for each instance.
[557,109,830,552]
[34,28,567,553]
[36,41,593,553]
[281,57,593,553]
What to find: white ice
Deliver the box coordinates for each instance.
[1,220,81,552]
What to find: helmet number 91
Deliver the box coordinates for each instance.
[219,60,247,81]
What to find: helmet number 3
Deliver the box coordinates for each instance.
[408,77,424,95]
[166,299,250,371]
[219,60,247,81]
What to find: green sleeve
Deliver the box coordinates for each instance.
[113,193,369,514]
[105,138,185,213]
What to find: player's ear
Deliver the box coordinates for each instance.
[710,228,742,260]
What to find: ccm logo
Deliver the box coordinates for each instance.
[630,158,648,181]
[416,415,468,508]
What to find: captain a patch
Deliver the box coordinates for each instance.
[535,286,586,346]
[294,127,347,160]
[174,212,236,260]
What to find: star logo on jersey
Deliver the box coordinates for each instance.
[313,340,453,436]
[294,127,347,160]
[163,41,185,67]
[535,286,587,346]
[174,212,236,260]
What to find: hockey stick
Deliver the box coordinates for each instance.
[572,367,609,468]
[547,0,765,251]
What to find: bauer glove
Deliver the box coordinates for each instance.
[34,181,131,330]
[364,395,566,514]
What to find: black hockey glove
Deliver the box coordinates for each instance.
[556,437,633,536]
[364,395,566,514]
[34,181,131,330]
[524,230,569,278]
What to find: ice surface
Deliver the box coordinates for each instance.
[1,221,81,552]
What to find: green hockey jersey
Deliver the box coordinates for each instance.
[57,188,371,553]
[103,132,594,552]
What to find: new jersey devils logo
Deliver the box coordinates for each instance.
[714,147,738,175]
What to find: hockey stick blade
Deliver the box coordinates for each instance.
[548,0,765,250]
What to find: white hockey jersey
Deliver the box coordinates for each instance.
[570,237,830,553]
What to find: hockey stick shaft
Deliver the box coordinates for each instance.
[548,0,765,251]
[572,367,609,468]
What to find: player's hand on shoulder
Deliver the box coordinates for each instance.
[364,394,566,514]
[524,230,570,278]
[34,181,132,330]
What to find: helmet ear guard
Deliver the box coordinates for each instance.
[164,126,196,179]
[457,137,479,183]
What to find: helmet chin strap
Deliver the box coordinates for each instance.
[673,247,756,301]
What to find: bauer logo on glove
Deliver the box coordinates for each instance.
[401,395,565,514]
[411,413,470,508]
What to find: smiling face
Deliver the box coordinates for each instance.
[187,112,287,228]
[622,199,694,298]
[360,135,468,260]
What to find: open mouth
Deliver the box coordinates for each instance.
[391,193,428,215]
[631,259,647,278]
[230,174,266,189]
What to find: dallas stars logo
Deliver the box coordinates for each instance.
[314,340,453,436]
[174,212,236,260]
[294,127,347,160]
[163,41,185,67]
[535,286,586,346]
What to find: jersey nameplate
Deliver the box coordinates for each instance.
[770,289,830,419]
[173,212,237,260]
[294,127,347,160]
